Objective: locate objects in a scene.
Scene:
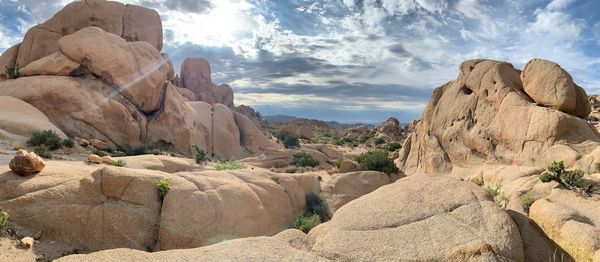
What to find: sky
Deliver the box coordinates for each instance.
[2,0,600,123]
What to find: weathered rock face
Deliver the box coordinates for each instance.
[0,44,21,80]
[308,175,524,261]
[398,59,600,175]
[8,150,45,176]
[181,58,214,102]
[342,125,373,140]
[56,237,327,262]
[236,104,266,128]
[521,59,590,118]
[59,26,168,113]
[319,171,391,213]
[9,0,162,68]
[0,96,66,141]
[20,52,81,77]
[376,117,401,139]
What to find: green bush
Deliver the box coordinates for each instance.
[386,142,402,151]
[5,64,20,79]
[94,149,107,157]
[112,160,126,167]
[118,145,149,156]
[374,137,385,145]
[355,150,399,175]
[522,195,535,207]
[283,135,300,148]
[34,145,52,158]
[332,159,342,168]
[0,208,8,230]
[215,160,245,170]
[291,152,320,167]
[192,145,207,164]
[294,213,321,234]
[486,180,506,206]
[539,161,584,188]
[305,192,328,219]
[595,163,600,173]
[156,179,170,201]
[358,134,372,143]
[62,138,75,148]
[270,175,280,183]
[275,131,287,141]
[27,130,62,150]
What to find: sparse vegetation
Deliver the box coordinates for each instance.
[112,160,126,167]
[270,175,280,183]
[5,63,20,79]
[294,213,321,234]
[27,130,62,150]
[291,152,320,168]
[332,159,342,169]
[522,195,535,208]
[595,162,600,173]
[486,180,506,206]
[215,160,245,170]
[156,179,170,201]
[305,192,328,220]
[539,161,598,197]
[33,145,51,158]
[283,135,300,148]
[62,138,75,148]
[93,149,107,157]
[355,150,399,175]
[118,145,149,156]
[0,207,8,230]
[374,137,386,145]
[192,145,207,164]
[386,142,402,152]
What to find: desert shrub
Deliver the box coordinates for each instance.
[294,214,321,234]
[355,150,399,175]
[93,149,107,157]
[305,192,328,219]
[27,130,62,150]
[112,160,126,167]
[33,145,51,158]
[486,180,506,206]
[291,152,320,167]
[539,161,584,188]
[386,142,402,152]
[0,208,8,230]
[215,160,245,170]
[119,145,149,156]
[522,195,535,208]
[283,135,300,148]
[270,175,280,183]
[192,145,207,164]
[275,131,287,141]
[595,163,600,173]
[358,134,372,144]
[332,159,342,169]
[373,137,385,145]
[156,179,170,201]
[5,64,20,79]
[62,138,75,148]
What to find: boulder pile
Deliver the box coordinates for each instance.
[0,0,276,160]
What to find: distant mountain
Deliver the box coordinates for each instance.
[263,115,375,130]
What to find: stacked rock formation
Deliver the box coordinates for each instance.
[0,0,276,160]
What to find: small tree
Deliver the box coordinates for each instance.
[539,161,597,197]
[156,179,170,201]
[192,145,207,164]
[283,136,300,148]
[355,150,399,175]
[291,152,319,167]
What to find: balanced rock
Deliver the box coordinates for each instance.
[181,58,213,103]
[213,84,235,109]
[521,58,590,118]
[9,150,45,176]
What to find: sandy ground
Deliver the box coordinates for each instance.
[0,223,85,262]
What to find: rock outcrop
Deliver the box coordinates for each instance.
[398,59,599,176]
[177,58,235,108]
[0,1,276,160]
[308,175,524,261]
[8,0,162,68]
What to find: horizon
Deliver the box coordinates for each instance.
[2,0,600,123]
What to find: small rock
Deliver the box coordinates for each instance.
[339,160,358,173]
[33,230,42,240]
[9,149,45,176]
[89,139,109,150]
[75,137,89,147]
[101,155,114,164]
[391,151,400,160]
[87,154,102,164]
[36,255,44,261]
[20,237,34,249]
